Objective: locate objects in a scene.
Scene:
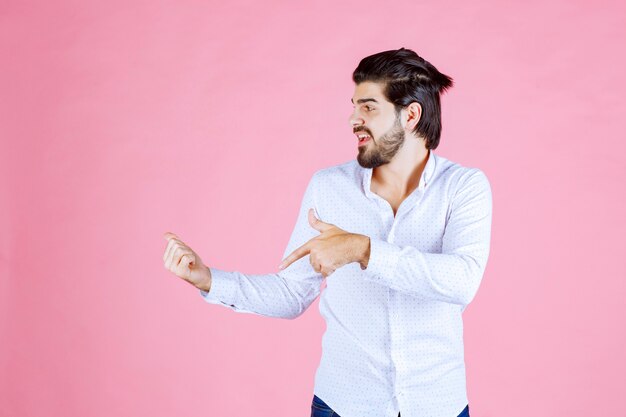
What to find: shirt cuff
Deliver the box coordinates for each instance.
[199,267,239,307]
[364,237,401,281]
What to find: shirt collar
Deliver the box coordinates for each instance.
[361,149,437,199]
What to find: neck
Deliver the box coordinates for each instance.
[372,147,430,197]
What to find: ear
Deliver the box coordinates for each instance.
[405,102,422,130]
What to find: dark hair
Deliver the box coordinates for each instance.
[352,48,453,150]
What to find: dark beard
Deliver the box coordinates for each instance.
[357,116,405,168]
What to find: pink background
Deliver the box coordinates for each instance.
[1,0,625,416]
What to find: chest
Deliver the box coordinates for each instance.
[381,196,403,217]
[318,186,449,253]
[370,184,416,218]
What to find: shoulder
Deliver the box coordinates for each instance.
[310,159,361,188]
[434,153,491,193]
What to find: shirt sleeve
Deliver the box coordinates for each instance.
[363,168,493,309]
[198,172,324,319]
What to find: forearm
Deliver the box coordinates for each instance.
[200,267,322,320]
[363,238,489,306]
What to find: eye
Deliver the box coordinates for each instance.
[365,105,374,111]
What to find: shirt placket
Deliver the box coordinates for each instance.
[371,189,422,403]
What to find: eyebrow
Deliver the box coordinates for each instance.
[351,98,379,105]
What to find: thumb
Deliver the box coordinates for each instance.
[163,232,178,241]
[308,208,332,232]
[183,253,195,266]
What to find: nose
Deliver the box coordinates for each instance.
[349,109,364,129]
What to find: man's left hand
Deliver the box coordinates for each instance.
[278,208,370,277]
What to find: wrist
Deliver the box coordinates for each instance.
[197,266,212,292]
[358,235,370,270]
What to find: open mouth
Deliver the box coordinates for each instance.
[356,133,372,146]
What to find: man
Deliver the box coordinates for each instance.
[163,47,491,417]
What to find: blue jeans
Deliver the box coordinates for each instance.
[310,394,470,417]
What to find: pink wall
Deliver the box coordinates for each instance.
[2,0,625,416]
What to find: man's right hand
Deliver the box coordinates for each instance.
[162,232,212,292]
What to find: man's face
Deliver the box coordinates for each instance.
[350,81,406,169]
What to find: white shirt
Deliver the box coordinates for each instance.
[200,149,492,417]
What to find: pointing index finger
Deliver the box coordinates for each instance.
[278,241,312,270]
